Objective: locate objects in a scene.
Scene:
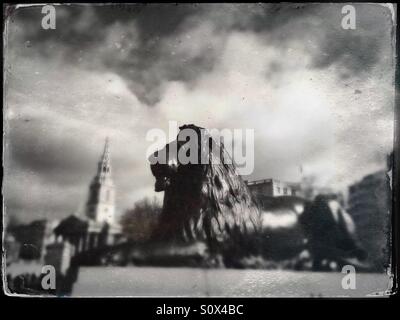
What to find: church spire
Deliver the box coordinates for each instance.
[86,137,115,224]
[97,137,112,182]
[102,137,110,164]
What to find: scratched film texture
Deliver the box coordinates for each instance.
[3,3,396,297]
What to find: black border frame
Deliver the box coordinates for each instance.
[1,1,399,314]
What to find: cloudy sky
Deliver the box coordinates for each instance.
[4,3,395,223]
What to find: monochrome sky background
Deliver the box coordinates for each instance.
[4,4,395,223]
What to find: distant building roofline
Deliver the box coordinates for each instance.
[246,178,273,186]
[245,178,299,186]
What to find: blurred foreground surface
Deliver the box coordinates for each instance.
[72,267,391,297]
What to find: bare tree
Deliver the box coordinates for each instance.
[120,197,161,242]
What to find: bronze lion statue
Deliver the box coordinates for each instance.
[149,124,366,270]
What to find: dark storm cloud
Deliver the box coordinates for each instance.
[313,33,381,75]
[309,4,394,77]
[3,166,91,223]
[10,3,390,107]
[9,3,316,51]
[6,118,95,186]
[7,4,208,105]
[7,3,325,105]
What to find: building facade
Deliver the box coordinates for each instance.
[48,139,123,268]
[245,178,300,198]
[347,170,391,272]
[10,219,58,261]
